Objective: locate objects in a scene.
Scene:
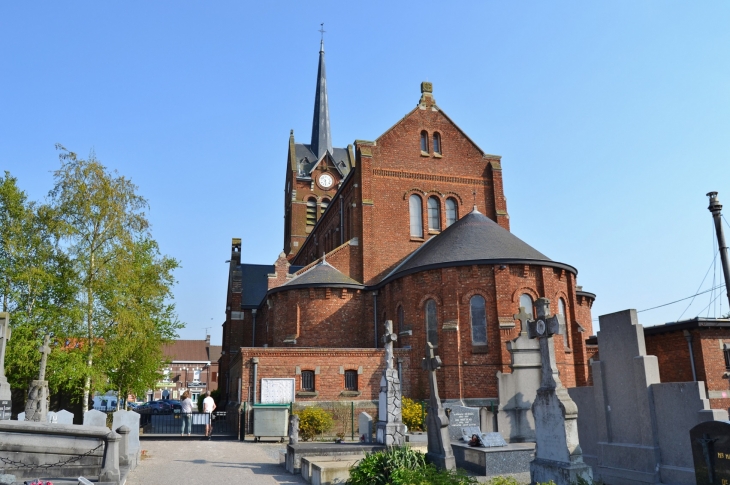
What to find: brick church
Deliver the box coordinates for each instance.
[219,38,597,409]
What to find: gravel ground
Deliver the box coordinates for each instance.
[126,438,305,485]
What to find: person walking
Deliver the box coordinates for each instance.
[202,391,216,440]
[180,391,194,437]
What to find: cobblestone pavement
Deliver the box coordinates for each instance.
[126,438,306,485]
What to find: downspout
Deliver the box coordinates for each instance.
[708,192,730,310]
[251,309,257,347]
[683,330,698,382]
[340,197,344,245]
[373,291,378,348]
[251,357,259,404]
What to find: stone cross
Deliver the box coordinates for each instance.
[37,334,51,381]
[382,319,397,370]
[289,414,300,445]
[422,342,455,470]
[526,297,592,485]
[514,306,532,335]
[0,313,11,380]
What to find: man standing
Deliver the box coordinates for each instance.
[203,391,216,440]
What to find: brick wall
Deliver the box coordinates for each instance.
[229,348,412,403]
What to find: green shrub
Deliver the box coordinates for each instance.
[295,406,334,441]
[487,477,520,485]
[348,446,476,485]
[402,397,425,431]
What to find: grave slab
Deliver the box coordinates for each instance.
[446,405,480,441]
[84,409,109,428]
[451,441,533,482]
[285,443,385,474]
[358,412,372,443]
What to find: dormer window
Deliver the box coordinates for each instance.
[433,133,442,155]
[420,131,429,154]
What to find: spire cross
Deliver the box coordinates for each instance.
[319,23,326,41]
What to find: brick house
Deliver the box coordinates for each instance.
[152,336,221,403]
[220,40,597,409]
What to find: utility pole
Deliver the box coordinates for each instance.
[708,192,730,311]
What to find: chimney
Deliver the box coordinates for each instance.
[205,335,211,347]
[708,192,730,311]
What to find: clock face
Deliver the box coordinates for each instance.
[319,173,334,189]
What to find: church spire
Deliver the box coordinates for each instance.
[310,24,332,160]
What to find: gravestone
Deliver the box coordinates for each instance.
[112,409,140,458]
[56,409,74,425]
[24,334,51,422]
[0,313,11,420]
[84,409,108,427]
[423,342,455,470]
[497,306,541,442]
[47,411,57,423]
[447,405,480,441]
[527,298,592,485]
[16,412,24,421]
[690,420,730,484]
[289,414,299,444]
[359,412,373,443]
[375,320,406,446]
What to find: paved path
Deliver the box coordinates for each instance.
[126,439,307,485]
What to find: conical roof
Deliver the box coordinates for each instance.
[281,260,362,290]
[310,39,332,160]
[385,209,576,281]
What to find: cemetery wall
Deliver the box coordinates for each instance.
[229,348,412,403]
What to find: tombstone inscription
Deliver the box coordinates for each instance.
[690,420,730,485]
[447,405,480,441]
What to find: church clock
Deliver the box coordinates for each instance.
[318,173,334,189]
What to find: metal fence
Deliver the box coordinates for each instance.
[138,411,234,436]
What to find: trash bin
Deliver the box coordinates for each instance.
[252,403,290,442]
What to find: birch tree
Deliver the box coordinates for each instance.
[50,147,150,412]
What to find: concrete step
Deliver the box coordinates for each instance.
[310,459,360,485]
[301,454,362,483]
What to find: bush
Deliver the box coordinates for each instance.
[295,406,334,441]
[348,447,476,485]
[402,397,425,431]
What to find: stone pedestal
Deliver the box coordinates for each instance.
[375,369,406,446]
[24,379,49,422]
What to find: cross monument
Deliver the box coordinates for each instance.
[527,298,592,485]
[375,320,406,446]
[24,334,51,422]
[0,313,12,420]
[422,342,455,470]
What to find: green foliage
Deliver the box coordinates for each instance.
[348,447,476,485]
[486,477,520,485]
[401,397,425,431]
[295,406,334,441]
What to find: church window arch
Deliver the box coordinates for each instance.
[433,132,442,155]
[306,198,317,226]
[425,299,438,347]
[470,295,487,346]
[409,194,423,237]
[420,131,429,153]
[445,198,458,227]
[428,196,441,231]
[520,293,535,317]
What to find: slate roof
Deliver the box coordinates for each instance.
[384,209,577,282]
[294,144,352,178]
[239,263,302,308]
[279,261,363,290]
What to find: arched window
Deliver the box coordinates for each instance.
[428,196,441,231]
[426,299,438,347]
[470,295,487,345]
[420,131,429,153]
[398,305,405,333]
[321,198,329,216]
[558,297,569,344]
[433,132,441,155]
[409,194,423,237]
[306,198,317,226]
[445,198,458,227]
[520,293,534,317]
[344,370,358,391]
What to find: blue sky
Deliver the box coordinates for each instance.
[2,2,729,344]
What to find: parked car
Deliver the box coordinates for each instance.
[133,401,172,414]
